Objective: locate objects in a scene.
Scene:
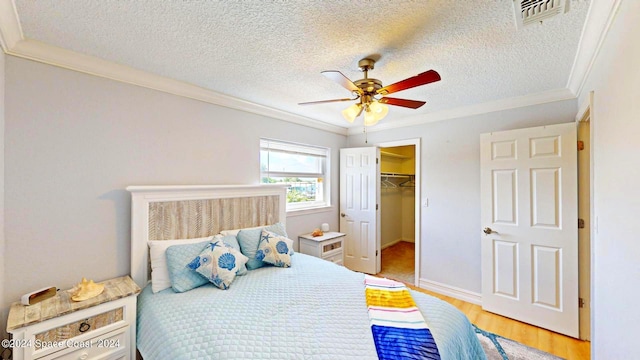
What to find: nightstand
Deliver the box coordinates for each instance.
[298,232,345,265]
[6,276,140,360]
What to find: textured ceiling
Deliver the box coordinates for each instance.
[13,0,590,129]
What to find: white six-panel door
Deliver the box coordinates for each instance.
[340,147,380,274]
[480,123,579,338]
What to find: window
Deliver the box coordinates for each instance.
[260,138,330,211]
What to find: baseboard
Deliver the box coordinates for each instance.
[418,278,482,305]
[381,238,414,250]
[381,239,403,250]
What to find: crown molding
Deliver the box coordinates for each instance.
[0,2,347,136]
[347,87,576,135]
[0,0,22,51]
[566,0,623,99]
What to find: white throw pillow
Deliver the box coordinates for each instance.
[148,236,212,293]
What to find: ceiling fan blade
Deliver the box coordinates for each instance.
[379,97,426,109]
[298,98,356,105]
[321,71,362,93]
[377,70,441,95]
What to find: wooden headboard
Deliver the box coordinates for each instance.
[127,184,288,287]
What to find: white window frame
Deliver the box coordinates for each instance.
[260,138,330,212]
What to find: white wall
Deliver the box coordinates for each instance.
[349,99,577,293]
[381,189,403,248]
[2,56,346,316]
[578,1,640,357]
[0,48,6,340]
[380,188,415,248]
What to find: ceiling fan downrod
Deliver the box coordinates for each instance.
[355,59,383,95]
[358,58,375,78]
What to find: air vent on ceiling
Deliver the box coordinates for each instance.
[513,0,570,28]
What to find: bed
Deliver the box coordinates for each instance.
[128,184,486,360]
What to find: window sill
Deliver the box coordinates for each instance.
[286,205,334,217]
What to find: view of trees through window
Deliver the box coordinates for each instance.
[260,139,328,210]
[260,176,321,203]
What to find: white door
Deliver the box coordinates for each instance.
[480,123,579,338]
[340,147,380,274]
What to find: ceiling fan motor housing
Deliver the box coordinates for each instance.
[354,78,383,94]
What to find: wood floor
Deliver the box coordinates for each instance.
[379,240,415,284]
[377,241,591,360]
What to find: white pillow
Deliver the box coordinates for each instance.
[148,236,212,293]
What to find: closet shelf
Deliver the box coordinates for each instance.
[380,150,410,159]
[381,172,413,178]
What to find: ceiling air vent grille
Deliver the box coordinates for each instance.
[513,0,569,28]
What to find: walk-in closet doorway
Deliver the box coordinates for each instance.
[377,139,420,285]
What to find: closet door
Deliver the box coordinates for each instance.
[339,147,380,274]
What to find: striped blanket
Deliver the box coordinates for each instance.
[364,275,441,360]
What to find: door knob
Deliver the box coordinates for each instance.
[341,213,346,217]
[483,227,494,235]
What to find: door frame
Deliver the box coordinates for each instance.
[576,91,594,341]
[377,138,421,285]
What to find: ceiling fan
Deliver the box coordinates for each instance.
[299,58,441,126]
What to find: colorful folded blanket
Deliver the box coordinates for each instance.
[364,275,441,360]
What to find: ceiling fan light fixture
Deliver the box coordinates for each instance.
[369,101,388,116]
[342,103,363,123]
[363,101,388,126]
[363,110,378,126]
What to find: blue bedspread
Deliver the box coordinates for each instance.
[137,253,486,360]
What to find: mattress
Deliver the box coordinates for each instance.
[137,253,486,360]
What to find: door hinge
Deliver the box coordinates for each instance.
[376,250,379,256]
[376,204,379,210]
[577,140,585,151]
[376,158,379,164]
[579,297,585,308]
[578,218,585,229]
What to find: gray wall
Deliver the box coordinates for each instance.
[348,99,577,293]
[579,1,640,357]
[2,57,346,321]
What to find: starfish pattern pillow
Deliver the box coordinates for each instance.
[256,230,294,268]
[188,240,249,290]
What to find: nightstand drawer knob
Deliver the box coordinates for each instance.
[79,322,91,333]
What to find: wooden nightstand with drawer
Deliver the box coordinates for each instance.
[6,276,140,360]
[298,232,345,265]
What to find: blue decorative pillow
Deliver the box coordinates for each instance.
[256,230,294,268]
[189,240,249,290]
[237,223,289,270]
[165,240,211,293]
[267,222,289,238]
